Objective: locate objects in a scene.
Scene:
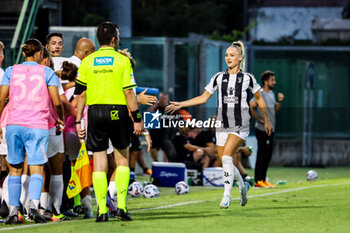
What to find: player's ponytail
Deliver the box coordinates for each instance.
[61,61,78,82]
[21,38,42,57]
[231,40,245,72]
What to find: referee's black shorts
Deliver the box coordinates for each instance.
[86,104,132,152]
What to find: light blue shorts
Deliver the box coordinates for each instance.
[6,125,49,165]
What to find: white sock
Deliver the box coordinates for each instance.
[30,199,40,210]
[233,166,245,190]
[49,175,63,215]
[2,175,9,206]
[47,196,53,212]
[81,195,92,208]
[222,156,234,196]
[40,192,49,210]
[108,181,117,199]
[20,175,30,213]
[9,205,18,216]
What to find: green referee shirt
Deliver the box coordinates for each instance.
[76,47,137,105]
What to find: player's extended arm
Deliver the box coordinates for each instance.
[124,89,143,135]
[253,91,273,135]
[0,86,9,139]
[48,86,65,126]
[165,90,212,114]
[249,99,265,124]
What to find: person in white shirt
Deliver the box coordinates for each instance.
[52,37,95,73]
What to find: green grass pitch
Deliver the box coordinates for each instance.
[1,167,350,233]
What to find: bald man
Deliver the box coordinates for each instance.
[52,38,96,71]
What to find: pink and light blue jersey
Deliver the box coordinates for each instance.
[1,62,59,129]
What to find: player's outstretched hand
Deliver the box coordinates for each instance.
[265,120,273,136]
[165,101,182,114]
[137,89,157,106]
[133,122,143,136]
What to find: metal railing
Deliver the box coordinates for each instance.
[10,0,41,65]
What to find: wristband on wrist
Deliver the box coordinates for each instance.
[75,121,81,125]
[131,110,142,123]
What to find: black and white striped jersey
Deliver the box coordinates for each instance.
[205,70,261,130]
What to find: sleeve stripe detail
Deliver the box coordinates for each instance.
[213,73,221,89]
[247,74,254,88]
[76,79,87,86]
[123,84,137,90]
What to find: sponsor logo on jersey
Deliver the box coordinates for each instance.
[94,57,114,66]
[93,69,113,74]
[224,96,239,104]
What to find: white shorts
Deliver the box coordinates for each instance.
[215,125,250,147]
[47,127,64,159]
[0,127,7,155]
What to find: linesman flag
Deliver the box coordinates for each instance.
[66,139,92,198]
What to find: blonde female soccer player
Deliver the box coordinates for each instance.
[166,41,273,208]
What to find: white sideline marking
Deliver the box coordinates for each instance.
[133,182,350,212]
[1,182,349,231]
[133,201,204,212]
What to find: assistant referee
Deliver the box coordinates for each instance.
[74,22,143,222]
